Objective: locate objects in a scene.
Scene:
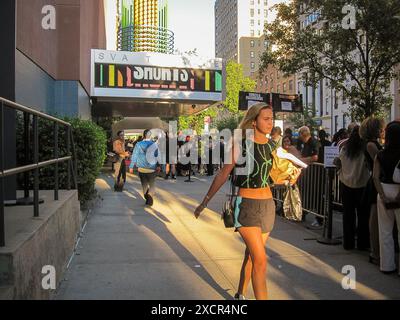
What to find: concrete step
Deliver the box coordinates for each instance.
[0,286,14,300]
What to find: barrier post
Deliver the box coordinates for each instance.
[317,167,341,245]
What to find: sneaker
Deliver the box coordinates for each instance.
[144,192,149,205]
[381,269,397,275]
[310,219,323,228]
[234,293,246,300]
[147,194,154,206]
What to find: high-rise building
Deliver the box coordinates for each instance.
[215,0,268,62]
[238,34,269,77]
[117,0,174,54]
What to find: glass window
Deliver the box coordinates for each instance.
[277,85,280,93]
[250,51,255,58]
[335,115,339,133]
[250,9,254,17]
[251,20,254,27]
[250,30,255,36]
[289,80,294,91]
[283,82,287,93]
[251,62,255,69]
[250,40,255,47]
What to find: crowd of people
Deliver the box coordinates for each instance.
[111,112,400,299]
[271,119,400,276]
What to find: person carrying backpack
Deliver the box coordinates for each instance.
[129,129,160,206]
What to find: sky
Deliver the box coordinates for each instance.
[105,0,216,58]
[104,0,287,58]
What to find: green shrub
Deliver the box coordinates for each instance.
[213,113,244,133]
[16,115,107,206]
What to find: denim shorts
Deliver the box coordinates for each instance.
[234,196,276,233]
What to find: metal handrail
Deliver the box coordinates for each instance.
[0,97,77,247]
[0,97,71,127]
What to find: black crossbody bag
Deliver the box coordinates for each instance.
[222,170,237,228]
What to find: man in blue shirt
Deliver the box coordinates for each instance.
[129,129,160,206]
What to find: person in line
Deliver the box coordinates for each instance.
[335,126,370,250]
[219,137,226,170]
[360,117,385,265]
[270,126,283,147]
[297,126,321,227]
[298,126,319,165]
[337,123,358,150]
[129,129,160,206]
[164,131,177,180]
[373,121,400,275]
[317,129,332,164]
[282,135,302,158]
[332,129,348,148]
[206,137,215,176]
[194,103,301,300]
[113,131,130,192]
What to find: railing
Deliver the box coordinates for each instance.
[0,97,77,247]
[272,163,343,244]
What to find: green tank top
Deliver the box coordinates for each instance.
[234,139,277,189]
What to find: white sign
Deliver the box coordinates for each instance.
[281,101,292,111]
[324,146,340,168]
[248,100,259,109]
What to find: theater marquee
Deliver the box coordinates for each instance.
[91,50,223,102]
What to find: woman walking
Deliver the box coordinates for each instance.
[194,103,300,300]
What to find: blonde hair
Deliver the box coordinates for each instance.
[238,103,272,137]
[359,117,385,141]
[298,126,311,137]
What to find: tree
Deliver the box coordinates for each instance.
[225,60,257,113]
[261,0,400,121]
[178,60,256,133]
[177,107,218,134]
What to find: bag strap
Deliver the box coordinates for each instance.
[229,168,237,200]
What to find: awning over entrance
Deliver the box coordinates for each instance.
[112,117,169,137]
[90,50,224,117]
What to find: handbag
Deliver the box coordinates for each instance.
[107,152,119,163]
[221,171,237,228]
[283,184,303,221]
[393,160,400,184]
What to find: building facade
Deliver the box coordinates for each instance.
[215,0,268,62]
[296,3,400,136]
[15,0,107,119]
[253,64,297,96]
[238,35,269,77]
[117,0,174,54]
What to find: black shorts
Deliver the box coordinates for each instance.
[234,197,276,233]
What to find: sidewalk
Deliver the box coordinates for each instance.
[55,170,400,300]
